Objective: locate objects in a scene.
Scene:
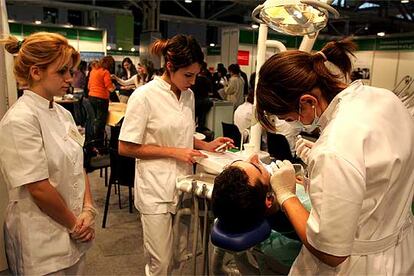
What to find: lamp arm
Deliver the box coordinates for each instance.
[301,0,340,18]
[251,4,265,24]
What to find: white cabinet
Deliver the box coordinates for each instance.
[206,100,234,138]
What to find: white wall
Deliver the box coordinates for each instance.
[371,51,399,90]
[221,27,239,67]
[205,55,222,72]
[396,51,414,86]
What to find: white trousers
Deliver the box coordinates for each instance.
[141,212,190,276]
[141,213,174,276]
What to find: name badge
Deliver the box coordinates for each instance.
[68,125,85,147]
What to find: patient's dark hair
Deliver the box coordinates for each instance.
[212,166,268,233]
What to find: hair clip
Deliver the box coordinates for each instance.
[17,39,25,50]
[317,51,327,62]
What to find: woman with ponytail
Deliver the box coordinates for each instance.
[255,38,414,274]
[0,32,95,275]
[118,34,233,275]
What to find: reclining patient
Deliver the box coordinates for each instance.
[211,154,311,270]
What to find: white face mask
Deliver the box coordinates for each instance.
[286,105,320,133]
[300,105,320,133]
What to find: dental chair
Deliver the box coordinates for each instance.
[211,217,293,275]
[211,184,311,275]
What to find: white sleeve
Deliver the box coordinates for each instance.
[119,91,149,144]
[0,114,49,188]
[306,150,365,256]
[116,74,138,86]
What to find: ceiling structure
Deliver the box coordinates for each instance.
[75,0,414,37]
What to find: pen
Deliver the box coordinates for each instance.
[215,141,230,152]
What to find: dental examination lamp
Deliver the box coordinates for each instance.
[249,0,340,152]
[251,0,340,37]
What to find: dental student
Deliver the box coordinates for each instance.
[255,38,414,274]
[118,34,233,275]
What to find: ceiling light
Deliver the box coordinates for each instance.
[401,0,409,3]
[34,20,42,24]
[377,32,385,37]
[118,47,123,51]
[209,43,215,47]
[106,46,111,50]
[185,0,192,3]
[252,0,340,36]
[251,24,259,29]
[131,48,136,52]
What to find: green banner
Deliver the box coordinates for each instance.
[207,46,221,56]
[115,15,134,49]
[240,29,414,51]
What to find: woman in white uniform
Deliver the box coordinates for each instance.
[0,32,96,275]
[255,38,414,274]
[118,34,233,276]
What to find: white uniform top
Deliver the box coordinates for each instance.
[0,90,90,275]
[119,77,194,214]
[234,101,253,133]
[290,80,414,275]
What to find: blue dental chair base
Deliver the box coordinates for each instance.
[211,218,292,275]
[211,219,271,252]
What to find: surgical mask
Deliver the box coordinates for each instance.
[285,105,320,133]
[299,105,320,133]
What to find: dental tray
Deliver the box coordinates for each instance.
[195,150,241,175]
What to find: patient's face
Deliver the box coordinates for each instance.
[232,154,271,187]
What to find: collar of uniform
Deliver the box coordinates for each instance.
[154,76,172,91]
[23,90,55,111]
[154,75,190,99]
[318,80,363,130]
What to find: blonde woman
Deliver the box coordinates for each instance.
[0,32,96,275]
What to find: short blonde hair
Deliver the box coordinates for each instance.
[0,32,80,86]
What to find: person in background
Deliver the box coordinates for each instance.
[73,60,87,89]
[83,60,98,98]
[256,38,414,274]
[236,64,249,96]
[118,57,138,103]
[0,32,96,275]
[118,34,234,276]
[88,55,115,146]
[223,64,244,110]
[138,59,155,83]
[192,61,213,133]
[212,63,227,99]
[111,59,155,96]
[115,63,123,77]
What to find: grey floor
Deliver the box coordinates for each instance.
[85,170,206,276]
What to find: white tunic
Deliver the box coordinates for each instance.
[290,81,414,275]
[0,90,90,275]
[119,77,195,214]
[234,101,253,133]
